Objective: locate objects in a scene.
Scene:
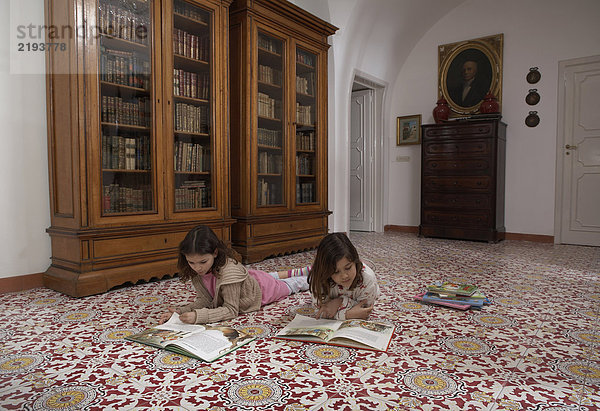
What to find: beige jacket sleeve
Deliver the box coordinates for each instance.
[176,258,262,324]
[192,281,243,324]
[175,276,214,315]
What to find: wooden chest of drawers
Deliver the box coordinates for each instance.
[419,119,507,242]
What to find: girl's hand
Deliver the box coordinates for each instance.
[179,311,197,324]
[346,300,373,319]
[159,307,177,324]
[316,298,343,319]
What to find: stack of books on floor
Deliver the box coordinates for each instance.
[413,281,490,310]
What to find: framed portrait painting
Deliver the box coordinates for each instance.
[438,33,503,116]
[396,115,421,145]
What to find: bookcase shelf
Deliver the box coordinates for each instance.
[100,35,150,51]
[44,0,233,297]
[229,0,336,262]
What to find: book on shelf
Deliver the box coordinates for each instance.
[173,28,209,61]
[126,313,255,363]
[426,281,478,297]
[274,314,394,352]
[174,1,208,23]
[98,2,149,45]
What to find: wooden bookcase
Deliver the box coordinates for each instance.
[44,0,233,297]
[420,119,507,242]
[228,0,337,263]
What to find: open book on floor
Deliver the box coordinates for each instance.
[126,313,255,363]
[274,314,394,352]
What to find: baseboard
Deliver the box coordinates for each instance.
[384,226,554,243]
[384,225,419,233]
[503,232,554,243]
[0,272,44,294]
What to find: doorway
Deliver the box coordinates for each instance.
[349,74,385,232]
[555,55,600,246]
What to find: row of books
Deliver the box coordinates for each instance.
[296,73,315,96]
[175,103,209,134]
[174,0,209,24]
[98,2,150,45]
[258,151,282,174]
[173,69,209,100]
[296,153,314,175]
[414,281,491,310]
[100,48,150,90]
[258,64,282,87]
[103,183,153,214]
[296,103,313,125]
[173,28,210,62]
[296,49,315,67]
[258,92,281,120]
[175,181,211,209]
[296,132,315,151]
[101,95,151,127]
[102,134,151,171]
[296,182,315,203]
[257,178,281,206]
[258,34,281,55]
[174,141,210,173]
[257,127,282,148]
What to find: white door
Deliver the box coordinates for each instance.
[556,55,600,246]
[350,89,373,231]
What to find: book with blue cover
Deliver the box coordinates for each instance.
[421,292,490,308]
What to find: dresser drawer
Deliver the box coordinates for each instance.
[422,210,491,228]
[423,158,491,175]
[423,139,490,157]
[423,176,491,192]
[423,122,496,139]
[422,193,491,209]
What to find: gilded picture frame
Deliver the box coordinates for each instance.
[396,114,421,145]
[438,33,503,117]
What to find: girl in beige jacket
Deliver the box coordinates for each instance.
[160,225,308,324]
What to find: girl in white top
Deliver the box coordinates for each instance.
[307,232,380,320]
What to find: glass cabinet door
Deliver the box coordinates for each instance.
[256,31,285,207]
[171,0,213,211]
[98,0,154,214]
[295,46,317,204]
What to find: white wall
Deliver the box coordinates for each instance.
[316,0,464,232]
[1,0,599,280]
[389,0,600,235]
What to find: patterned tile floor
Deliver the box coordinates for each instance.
[1,232,599,410]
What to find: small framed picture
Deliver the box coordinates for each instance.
[396,114,422,145]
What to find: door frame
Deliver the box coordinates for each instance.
[350,88,374,231]
[554,54,600,244]
[350,71,386,232]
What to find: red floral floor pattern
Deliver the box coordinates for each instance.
[0,232,599,410]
